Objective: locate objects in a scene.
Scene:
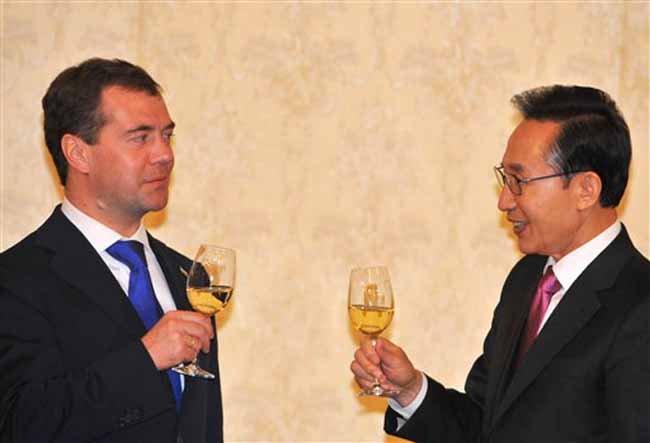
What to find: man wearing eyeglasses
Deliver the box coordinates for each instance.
[351,85,649,442]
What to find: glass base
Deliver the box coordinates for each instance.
[172,362,215,379]
[358,384,400,397]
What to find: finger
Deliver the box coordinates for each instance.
[173,318,213,351]
[175,335,196,363]
[350,362,378,391]
[142,325,191,369]
[188,335,210,358]
[186,312,214,339]
[350,360,375,384]
[374,337,396,354]
[180,319,211,352]
[356,376,376,392]
[379,379,402,393]
[354,348,384,380]
[359,336,381,365]
[189,313,215,339]
[147,313,213,365]
[199,333,211,354]
[375,338,405,366]
[186,335,200,351]
[165,311,214,339]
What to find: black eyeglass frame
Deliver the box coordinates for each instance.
[494,165,588,196]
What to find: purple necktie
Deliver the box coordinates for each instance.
[516,267,561,365]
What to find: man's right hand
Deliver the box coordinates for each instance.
[351,337,423,407]
[141,310,214,370]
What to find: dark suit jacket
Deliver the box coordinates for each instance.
[0,206,223,443]
[386,226,649,443]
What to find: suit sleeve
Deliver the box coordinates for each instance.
[382,255,535,443]
[0,272,174,443]
[384,374,484,443]
[604,292,650,443]
[383,324,496,442]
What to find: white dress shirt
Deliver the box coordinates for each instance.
[390,220,622,422]
[61,198,178,314]
[61,198,184,388]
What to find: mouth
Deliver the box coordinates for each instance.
[509,219,528,235]
[145,176,169,187]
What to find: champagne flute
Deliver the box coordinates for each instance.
[348,266,398,396]
[172,244,235,379]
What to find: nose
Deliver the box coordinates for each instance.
[497,184,516,213]
[151,133,174,167]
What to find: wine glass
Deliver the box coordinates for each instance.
[172,244,236,379]
[348,265,398,396]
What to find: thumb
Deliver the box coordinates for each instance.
[375,338,402,366]
[375,337,399,357]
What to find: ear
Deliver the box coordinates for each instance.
[61,134,91,175]
[573,171,602,210]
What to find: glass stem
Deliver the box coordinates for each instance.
[370,335,381,389]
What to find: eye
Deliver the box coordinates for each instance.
[163,132,175,143]
[505,173,523,186]
[130,134,148,143]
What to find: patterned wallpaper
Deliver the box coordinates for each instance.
[2,3,648,442]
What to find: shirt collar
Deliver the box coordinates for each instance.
[544,220,621,292]
[61,197,150,253]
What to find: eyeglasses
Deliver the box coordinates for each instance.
[494,165,586,196]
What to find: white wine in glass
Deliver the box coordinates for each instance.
[348,266,398,396]
[173,244,235,379]
[187,284,233,315]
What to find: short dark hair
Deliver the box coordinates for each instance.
[511,85,631,208]
[42,58,161,185]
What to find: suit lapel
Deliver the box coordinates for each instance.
[491,227,635,427]
[489,277,538,421]
[39,207,203,423]
[148,235,205,423]
[495,280,601,421]
[36,207,146,335]
[148,235,191,312]
[149,241,221,436]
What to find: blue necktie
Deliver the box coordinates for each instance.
[107,240,182,411]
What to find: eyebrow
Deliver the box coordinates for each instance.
[126,121,176,134]
[502,162,525,174]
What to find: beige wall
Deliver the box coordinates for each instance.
[1,3,648,442]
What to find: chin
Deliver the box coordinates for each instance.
[516,240,539,256]
[143,197,169,213]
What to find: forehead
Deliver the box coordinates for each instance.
[99,86,171,127]
[502,119,561,174]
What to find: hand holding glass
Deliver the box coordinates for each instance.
[172,244,235,379]
[348,266,398,396]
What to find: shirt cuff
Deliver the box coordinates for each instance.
[388,371,428,423]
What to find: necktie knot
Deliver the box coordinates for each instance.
[539,267,561,302]
[107,240,148,272]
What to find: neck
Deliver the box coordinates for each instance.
[552,207,618,261]
[64,188,143,238]
[582,207,618,239]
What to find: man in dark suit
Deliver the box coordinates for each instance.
[351,85,649,442]
[0,58,223,442]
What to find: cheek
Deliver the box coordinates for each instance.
[119,154,147,179]
[527,198,573,242]
[517,199,551,238]
[107,157,142,192]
